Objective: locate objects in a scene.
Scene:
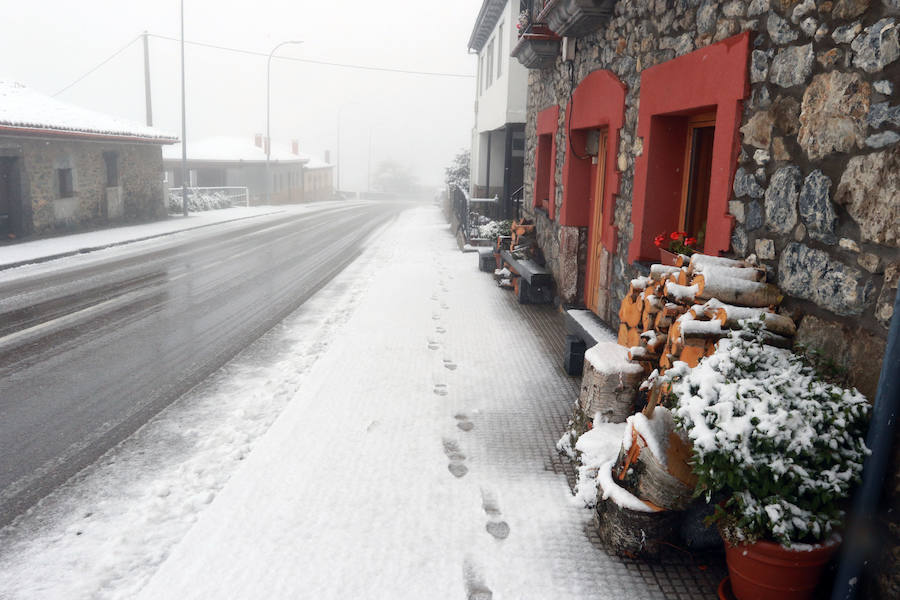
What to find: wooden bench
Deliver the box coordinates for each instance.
[562,309,617,375]
[500,250,555,304]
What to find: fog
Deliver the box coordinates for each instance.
[2,0,484,190]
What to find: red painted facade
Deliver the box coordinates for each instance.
[534,105,559,220]
[559,69,626,254]
[628,32,750,262]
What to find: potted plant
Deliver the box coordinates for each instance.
[663,319,871,600]
[654,231,698,266]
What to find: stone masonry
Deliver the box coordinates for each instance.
[0,136,167,237]
[519,2,900,596]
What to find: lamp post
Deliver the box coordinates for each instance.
[265,40,303,205]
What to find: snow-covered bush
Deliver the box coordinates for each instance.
[664,319,870,547]
[167,190,234,213]
[473,218,511,240]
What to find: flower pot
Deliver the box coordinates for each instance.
[724,538,838,600]
[658,248,680,266]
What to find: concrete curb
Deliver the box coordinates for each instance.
[0,210,286,272]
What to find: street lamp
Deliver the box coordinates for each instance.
[265,40,303,205]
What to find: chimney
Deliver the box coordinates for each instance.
[324,150,330,164]
[292,140,299,155]
[254,133,263,148]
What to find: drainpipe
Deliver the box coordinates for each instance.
[831,283,900,600]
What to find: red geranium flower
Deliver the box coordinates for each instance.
[670,231,681,240]
[685,236,698,246]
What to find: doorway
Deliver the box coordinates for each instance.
[0,158,20,238]
[585,130,608,314]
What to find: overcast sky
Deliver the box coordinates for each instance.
[2,0,486,190]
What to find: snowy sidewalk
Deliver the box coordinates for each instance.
[134,207,720,599]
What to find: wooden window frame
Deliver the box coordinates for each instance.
[534,105,559,220]
[678,111,716,236]
[58,168,74,198]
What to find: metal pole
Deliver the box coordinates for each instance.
[367,129,372,193]
[266,40,303,206]
[142,31,153,127]
[180,2,187,217]
[830,283,900,600]
[336,107,341,193]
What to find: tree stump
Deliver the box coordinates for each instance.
[578,342,644,423]
[594,497,681,557]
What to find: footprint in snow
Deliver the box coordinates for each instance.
[462,556,493,600]
[434,383,449,396]
[432,314,442,321]
[480,488,510,540]
[435,326,447,334]
[443,358,458,371]
[455,413,474,432]
[428,341,440,350]
[443,438,468,478]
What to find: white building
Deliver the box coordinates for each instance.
[467,0,528,218]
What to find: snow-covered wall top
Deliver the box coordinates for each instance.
[0,81,177,143]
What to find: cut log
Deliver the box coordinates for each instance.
[626,431,696,511]
[650,264,681,282]
[617,323,629,346]
[688,253,746,271]
[693,273,783,307]
[713,305,797,337]
[654,304,684,333]
[578,342,645,423]
[625,326,642,348]
[692,263,766,282]
[618,294,644,328]
[664,281,699,305]
[594,496,681,558]
[677,342,708,368]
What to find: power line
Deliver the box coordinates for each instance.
[148,33,475,79]
[53,34,143,97]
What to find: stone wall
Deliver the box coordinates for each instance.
[520,1,899,596]
[2,136,167,235]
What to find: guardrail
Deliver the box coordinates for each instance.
[167,186,250,213]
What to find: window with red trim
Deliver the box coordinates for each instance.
[534,105,559,220]
[629,33,750,263]
[534,133,553,213]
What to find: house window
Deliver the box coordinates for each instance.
[103,152,119,187]
[534,105,559,220]
[679,112,716,245]
[486,39,494,88]
[58,168,74,198]
[628,32,750,262]
[497,24,503,78]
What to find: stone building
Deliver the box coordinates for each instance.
[163,136,333,205]
[0,80,176,239]
[511,1,898,596]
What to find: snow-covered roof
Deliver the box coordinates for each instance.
[468,0,506,52]
[302,155,332,170]
[162,136,313,164]
[0,80,177,143]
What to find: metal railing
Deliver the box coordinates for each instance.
[167,186,250,213]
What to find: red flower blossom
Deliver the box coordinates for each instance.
[653,233,666,247]
[685,236,698,246]
[670,231,682,240]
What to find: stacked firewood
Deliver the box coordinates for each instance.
[617,253,796,375]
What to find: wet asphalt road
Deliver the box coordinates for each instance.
[0,201,403,525]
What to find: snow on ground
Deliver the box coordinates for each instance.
[0,206,666,599]
[0,202,349,270]
[0,225,383,599]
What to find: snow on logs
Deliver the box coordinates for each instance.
[578,342,645,424]
[617,253,795,372]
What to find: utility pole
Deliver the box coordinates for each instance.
[336,110,341,193]
[266,40,303,205]
[180,1,188,216]
[142,31,153,126]
[367,129,372,193]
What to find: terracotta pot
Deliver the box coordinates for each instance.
[658,248,679,266]
[724,538,838,600]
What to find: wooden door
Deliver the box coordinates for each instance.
[585,130,608,314]
[0,158,14,235]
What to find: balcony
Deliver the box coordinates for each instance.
[511,22,561,70]
[537,0,617,38]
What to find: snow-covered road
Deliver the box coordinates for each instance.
[0,207,688,598]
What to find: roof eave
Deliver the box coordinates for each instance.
[0,124,178,144]
[467,0,506,52]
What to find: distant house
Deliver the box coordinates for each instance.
[0,80,177,239]
[467,0,528,218]
[162,136,334,205]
